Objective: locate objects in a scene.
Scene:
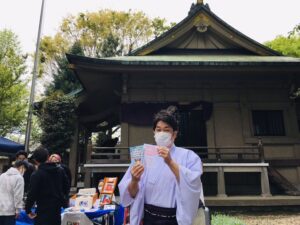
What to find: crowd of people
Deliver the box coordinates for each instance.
[0,147,71,225]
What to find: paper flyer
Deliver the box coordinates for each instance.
[143,144,159,168]
[129,145,144,164]
[143,144,159,157]
[130,144,161,168]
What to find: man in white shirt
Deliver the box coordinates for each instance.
[0,160,28,225]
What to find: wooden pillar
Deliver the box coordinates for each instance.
[261,167,272,197]
[69,123,79,187]
[216,148,221,162]
[258,138,271,196]
[84,138,93,187]
[120,122,129,160]
[121,73,130,161]
[217,166,227,197]
[258,138,265,162]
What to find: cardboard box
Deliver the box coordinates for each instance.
[74,188,98,210]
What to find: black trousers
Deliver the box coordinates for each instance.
[143,204,178,225]
[34,207,61,225]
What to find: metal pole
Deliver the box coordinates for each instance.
[24,0,46,152]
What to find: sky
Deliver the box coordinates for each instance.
[0,0,300,55]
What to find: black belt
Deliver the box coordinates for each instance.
[144,204,176,219]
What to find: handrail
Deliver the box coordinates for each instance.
[92,152,259,155]
[92,146,258,150]
[90,143,264,163]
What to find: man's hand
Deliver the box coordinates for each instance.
[128,161,144,198]
[130,161,144,182]
[158,146,180,182]
[157,146,172,164]
[27,212,37,219]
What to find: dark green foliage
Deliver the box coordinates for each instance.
[38,93,77,154]
[45,41,83,96]
[101,33,123,57]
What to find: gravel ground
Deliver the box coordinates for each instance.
[212,207,300,225]
[231,212,300,225]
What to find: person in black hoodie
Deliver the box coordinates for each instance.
[25,146,69,225]
[48,153,72,189]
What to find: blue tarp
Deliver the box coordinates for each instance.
[16,206,124,225]
[16,211,34,225]
[0,136,24,155]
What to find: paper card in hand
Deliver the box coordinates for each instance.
[143,144,159,168]
[130,145,144,164]
[144,144,159,157]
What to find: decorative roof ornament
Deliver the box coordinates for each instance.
[194,14,210,32]
[189,0,208,15]
[196,22,209,33]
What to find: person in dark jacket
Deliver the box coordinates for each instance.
[15,150,36,194]
[48,153,72,188]
[25,146,69,225]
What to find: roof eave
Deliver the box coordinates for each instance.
[66,54,300,73]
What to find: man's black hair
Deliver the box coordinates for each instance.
[31,146,49,163]
[16,150,28,159]
[153,105,179,131]
[14,160,29,170]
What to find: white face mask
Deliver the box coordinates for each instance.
[154,131,173,147]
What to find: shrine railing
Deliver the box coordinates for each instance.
[86,139,265,164]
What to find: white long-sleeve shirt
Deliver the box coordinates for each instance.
[119,145,204,225]
[0,167,24,216]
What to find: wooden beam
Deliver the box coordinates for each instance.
[267,159,300,167]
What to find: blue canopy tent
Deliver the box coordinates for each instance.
[0,136,24,156]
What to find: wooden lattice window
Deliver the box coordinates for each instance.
[252,110,285,136]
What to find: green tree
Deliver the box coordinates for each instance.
[101,33,123,57]
[38,10,173,95]
[265,36,300,57]
[152,17,176,38]
[39,10,173,66]
[265,23,300,98]
[0,29,27,136]
[289,23,300,37]
[265,23,300,58]
[38,93,77,154]
[57,10,154,56]
[45,41,83,96]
